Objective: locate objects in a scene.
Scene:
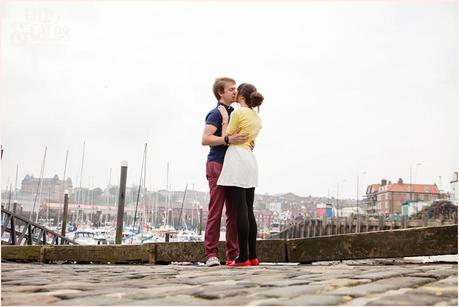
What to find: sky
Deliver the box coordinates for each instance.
[1,1,458,199]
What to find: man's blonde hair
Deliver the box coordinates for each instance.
[212,77,236,101]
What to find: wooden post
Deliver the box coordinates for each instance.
[10,216,16,245]
[299,223,304,238]
[309,220,313,237]
[61,191,69,240]
[379,215,384,231]
[115,161,128,244]
[365,215,369,232]
[27,224,33,245]
[199,206,203,235]
[423,212,429,227]
[13,201,17,213]
[305,218,310,238]
[311,219,316,237]
[356,215,360,233]
[323,216,328,235]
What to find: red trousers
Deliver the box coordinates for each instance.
[204,161,239,260]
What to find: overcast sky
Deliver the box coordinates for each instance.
[1,1,458,199]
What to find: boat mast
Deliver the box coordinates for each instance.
[166,161,169,226]
[154,187,158,227]
[178,184,188,230]
[142,144,147,239]
[47,184,51,225]
[61,150,69,227]
[133,143,147,237]
[14,164,18,202]
[76,141,85,225]
[62,150,69,194]
[30,146,47,222]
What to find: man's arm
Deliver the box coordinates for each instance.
[201,124,248,146]
[201,124,225,146]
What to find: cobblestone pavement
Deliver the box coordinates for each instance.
[1,260,457,306]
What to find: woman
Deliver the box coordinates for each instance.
[217,83,264,266]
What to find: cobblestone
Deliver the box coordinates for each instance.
[1,261,457,305]
[366,293,445,306]
[332,276,434,297]
[254,294,348,306]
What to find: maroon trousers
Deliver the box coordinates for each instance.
[204,161,239,261]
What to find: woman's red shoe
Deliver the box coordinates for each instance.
[227,260,251,267]
[250,258,260,266]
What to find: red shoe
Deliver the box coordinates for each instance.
[227,259,251,267]
[225,260,233,266]
[250,258,260,266]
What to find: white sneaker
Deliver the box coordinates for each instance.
[206,256,221,267]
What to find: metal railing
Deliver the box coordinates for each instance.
[273,212,458,240]
[1,208,78,245]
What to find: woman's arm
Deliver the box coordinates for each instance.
[217,106,229,136]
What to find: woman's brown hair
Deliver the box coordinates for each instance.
[237,83,264,110]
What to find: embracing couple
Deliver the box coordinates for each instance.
[201,77,264,267]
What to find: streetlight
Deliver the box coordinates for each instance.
[336,179,347,217]
[356,171,366,215]
[410,163,422,202]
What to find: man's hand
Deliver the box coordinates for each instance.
[229,133,248,145]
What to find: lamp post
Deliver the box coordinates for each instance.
[356,171,366,215]
[410,163,422,202]
[336,179,347,217]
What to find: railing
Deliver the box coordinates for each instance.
[1,208,78,245]
[273,213,458,239]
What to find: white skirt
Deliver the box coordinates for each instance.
[217,145,258,188]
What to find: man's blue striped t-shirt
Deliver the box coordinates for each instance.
[205,102,234,164]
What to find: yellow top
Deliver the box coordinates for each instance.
[227,107,262,148]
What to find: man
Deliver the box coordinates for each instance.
[201,77,248,267]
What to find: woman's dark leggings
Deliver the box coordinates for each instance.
[227,186,257,262]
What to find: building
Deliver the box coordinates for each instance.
[363,183,381,214]
[20,174,73,202]
[450,172,458,205]
[267,202,282,214]
[254,209,274,229]
[365,178,440,215]
[315,203,326,217]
